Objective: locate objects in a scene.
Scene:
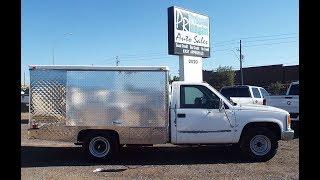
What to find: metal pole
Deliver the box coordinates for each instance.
[23,71,25,87]
[116,56,119,66]
[52,33,72,65]
[240,40,243,85]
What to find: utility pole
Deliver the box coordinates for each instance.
[239,40,244,85]
[23,71,25,87]
[52,32,73,65]
[116,56,119,66]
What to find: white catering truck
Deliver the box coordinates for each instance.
[28,65,294,161]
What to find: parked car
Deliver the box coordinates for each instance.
[220,85,270,105]
[265,81,299,129]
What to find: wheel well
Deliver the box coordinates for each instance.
[240,122,281,141]
[77,129,120,144]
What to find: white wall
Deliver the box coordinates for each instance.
[179,55,203,82]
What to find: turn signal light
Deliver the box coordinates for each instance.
[288,115,291,126]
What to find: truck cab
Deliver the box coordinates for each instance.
[170,81,235,144]
[170,81,294,161]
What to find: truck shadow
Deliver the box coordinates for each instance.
[21,145,255,168]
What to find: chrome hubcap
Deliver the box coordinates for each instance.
[89,136,110,158]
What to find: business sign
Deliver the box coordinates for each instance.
[168,6,210,58]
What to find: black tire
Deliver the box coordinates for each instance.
[83,132,118,160]
[240,127,278,162]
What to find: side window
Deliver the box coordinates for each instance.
[288,84,299,95]
[252,87,261,98]
[237,87,251,97]
[260,88,270,98]
[180,85,220,109]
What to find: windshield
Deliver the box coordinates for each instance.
[206,84,235,106]
[220,87,250,99]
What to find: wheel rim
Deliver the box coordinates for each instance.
[249,135,271,156]
[89,136,110,158]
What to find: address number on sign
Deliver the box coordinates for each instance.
[188,60,198,64]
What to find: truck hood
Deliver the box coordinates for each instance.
[235,104,288,114]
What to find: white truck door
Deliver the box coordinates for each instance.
[176,85,234,144]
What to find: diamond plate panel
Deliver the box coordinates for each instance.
[30,70,67,123]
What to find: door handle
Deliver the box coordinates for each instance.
[177,113,186,118]
[112,120,122,124]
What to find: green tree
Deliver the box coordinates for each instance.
[208,66,235,90]
[169,75,179,84]
[268,81,286,95]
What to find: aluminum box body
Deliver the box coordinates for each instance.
[28,65,169,144]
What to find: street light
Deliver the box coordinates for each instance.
[52,32,73,65]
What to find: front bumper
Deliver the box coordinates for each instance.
[281,129,295,141]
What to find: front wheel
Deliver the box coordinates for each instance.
[240,127,278,162]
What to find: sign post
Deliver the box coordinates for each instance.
[168,6,210,82]
[179,55,203,81]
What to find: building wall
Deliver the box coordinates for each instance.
[203,64,299,90]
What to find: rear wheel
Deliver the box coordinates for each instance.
[240,127,278,162]
[83,132,118,160]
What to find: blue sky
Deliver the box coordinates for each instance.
[22,0,298,83]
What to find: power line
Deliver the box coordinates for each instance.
[93,33,297,64]
[213,39,238,45]
[240,33,298,40]
[242,36,297,43]
[214,41,239,47]
[120,56,174,62]
[213,32,297,45]
[214,36,297,48]
[242,40,297,48]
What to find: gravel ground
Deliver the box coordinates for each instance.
[21,113,299,179]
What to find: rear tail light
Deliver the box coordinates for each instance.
[263,98,266,105]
